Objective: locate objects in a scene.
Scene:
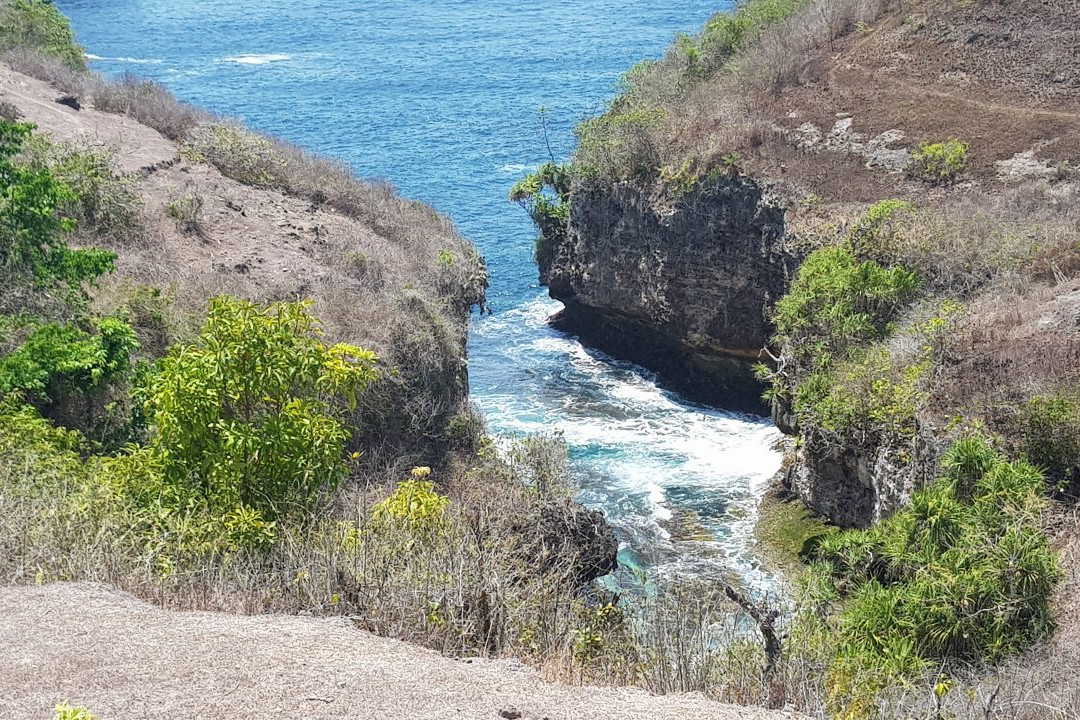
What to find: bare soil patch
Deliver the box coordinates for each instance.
[0,583,799,720]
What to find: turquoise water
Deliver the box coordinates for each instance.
[57,0,781,588]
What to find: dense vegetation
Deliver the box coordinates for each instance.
[0,114,625,675]
[808,437,1058,716]
[0,0,84,70]
[508,0,1080,713]
[0,3,626,692]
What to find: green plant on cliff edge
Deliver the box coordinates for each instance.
[0,0,86,70]
[121,296,378,522]
[0,316,138,405]
[510,162,570,271]
[53,703,100,720]
[804,436,1059,717]
[1019,390,1080,494]
[1,120,116,300]
[772,245,919,367]
[908,139,969,185]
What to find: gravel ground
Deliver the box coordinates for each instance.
[0,583,802,720]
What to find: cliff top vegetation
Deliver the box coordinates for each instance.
[570,0,1079,198]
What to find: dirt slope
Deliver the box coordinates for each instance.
[754,0,1080,203]
[0,583,799,720]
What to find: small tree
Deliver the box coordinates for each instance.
[142,296,377,520]
[510,162,570,271]
[0,0,87,70]
[0,120,115,299]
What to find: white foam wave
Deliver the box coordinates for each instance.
[85,53,163,65]
[499,163,533,174]
[223,53,292,65]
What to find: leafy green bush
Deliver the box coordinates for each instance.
[19,135,144,244]
[134,296,377,520]
[789,301,958,441]
[0,316,137,404]
[0,0,86,71]
[908,139,969,184]
[510,162,570,270]
[811,437,1059,713]
[0,120,115,299]
[372,467,450,533]
[694,0,810,76]
[772,246,920,366]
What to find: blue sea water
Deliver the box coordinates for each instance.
[57,0,781,588]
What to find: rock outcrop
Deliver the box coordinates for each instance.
[542,177,796,413]
[545,0,1080,529]
[783,433,940,529]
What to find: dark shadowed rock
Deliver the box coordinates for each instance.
[542,177,797,414]
[55,94,80,110]
[531,500,618,584]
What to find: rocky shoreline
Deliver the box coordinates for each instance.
[541,177,796,415]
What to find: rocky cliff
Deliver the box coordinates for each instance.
[542,177,795,413]
[542,0,1080,528]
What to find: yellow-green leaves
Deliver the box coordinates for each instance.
[141,296,378,522]
[52,703,100,720]
[372,468,450,534]
[908,139,969,184]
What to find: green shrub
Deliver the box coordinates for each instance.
[772,246,920,367]
[695,0,810,75]
[812,437,1059,714]
[797,349,929,439]
[0,316,138,404]
[1020,391,1080,493]
[848,199,915,257]
[0,0,86,71]
[908,139,969,184]
[510,162,570,270]
[0,120,115,299]
[53,703,100,720]
[135,296,377,520]
[372,468,450,533]
[574,107,667,180]
[182,123,285,188]
[165,190,204,234]
[789,301,958,440]
[19,135,144,244]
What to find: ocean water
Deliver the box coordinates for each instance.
[58,0,782,589]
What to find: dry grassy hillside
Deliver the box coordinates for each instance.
[0,60,488,468]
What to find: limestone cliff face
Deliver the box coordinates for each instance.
[783,431,941,529]
[541,177,795,413]
[540,176,926,529]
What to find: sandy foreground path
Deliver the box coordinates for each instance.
[0,583,802,720]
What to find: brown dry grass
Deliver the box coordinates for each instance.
[1,58,486,467]
[573,0,897,182]
[575,0,1080,205]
